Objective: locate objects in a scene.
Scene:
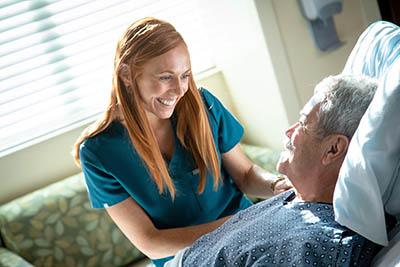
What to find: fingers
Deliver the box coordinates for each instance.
[273,179,293,195]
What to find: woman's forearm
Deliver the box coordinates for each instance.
[241,165,292,198]
[106,197,231,260]
[239,164,276,198]
[145,216,231,259]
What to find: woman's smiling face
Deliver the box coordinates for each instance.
[136,43,191,125]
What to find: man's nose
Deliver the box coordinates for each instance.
[285,122,299,137]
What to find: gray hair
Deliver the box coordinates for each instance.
[313,74,378,140]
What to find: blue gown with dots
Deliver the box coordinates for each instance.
[181,190,381,267]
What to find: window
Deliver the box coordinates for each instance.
[0,0,214,157]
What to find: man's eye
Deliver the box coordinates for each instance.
[298,121,307,131]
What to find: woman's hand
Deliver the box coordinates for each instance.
[271,176,293,195]
[221,144,292,198]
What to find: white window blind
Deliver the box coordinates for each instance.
[0,0,214,157]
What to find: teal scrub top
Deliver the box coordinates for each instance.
[79,88,252,267]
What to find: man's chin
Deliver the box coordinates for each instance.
[276,151,290,173]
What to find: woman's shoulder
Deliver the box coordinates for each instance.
[199,87,218,106]
[199,87,227,115]
[79,121,144,173]
[80,121,130,154]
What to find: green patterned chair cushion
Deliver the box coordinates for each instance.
[0,173,145,267]
[240,143,282,203]
[240,143,281,174]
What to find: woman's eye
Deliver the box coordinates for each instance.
[182,73,190,79]
[160,76,171,81]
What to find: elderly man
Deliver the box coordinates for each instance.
[165,74,396,267]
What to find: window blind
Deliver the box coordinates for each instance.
[0,0,214,157]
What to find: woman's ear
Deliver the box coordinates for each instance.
[119,63,132,86]
[322,134,349,166]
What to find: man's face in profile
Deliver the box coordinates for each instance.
[277,96,323,184]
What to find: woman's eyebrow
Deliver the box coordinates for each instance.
[155,68,191,75]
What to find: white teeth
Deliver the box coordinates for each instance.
[158,98,176,106]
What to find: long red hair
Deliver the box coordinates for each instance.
[72,17,221,199]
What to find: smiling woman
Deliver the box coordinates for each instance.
[71,17,289,267]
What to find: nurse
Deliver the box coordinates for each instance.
[72,17,291,267]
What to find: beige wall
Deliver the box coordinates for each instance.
[197,0,294,151]
[0,125,84,204]
[0,0,381,204]
[270,0,381,106]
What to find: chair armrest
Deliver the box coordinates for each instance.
[0,247,34,267]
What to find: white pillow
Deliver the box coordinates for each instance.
[334,55,400,246]
[334,20,400,247]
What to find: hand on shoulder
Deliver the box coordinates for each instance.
[271,176,292,195]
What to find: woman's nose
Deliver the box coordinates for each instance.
[173,78,186,96]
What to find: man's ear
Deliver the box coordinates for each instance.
[119,63,132,86]
[322,134,349,166]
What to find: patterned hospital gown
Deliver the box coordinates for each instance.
[181,190,380,267]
